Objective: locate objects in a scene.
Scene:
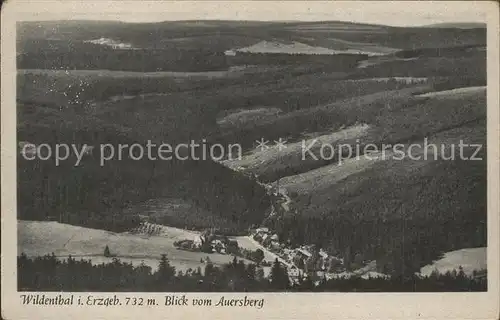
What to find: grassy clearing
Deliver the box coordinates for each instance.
[218,86,428,179]
[419,247,486,277]
[227,86,484,182]
[279,120,486,198]
[222,123,372,181]
[212,85,432,152]
[416,86,486,98]
[216,107,283,130]
[18,220,249,272]
[230,40,387,56]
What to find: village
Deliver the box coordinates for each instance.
[165,221,387,284]
[127,183,389,284]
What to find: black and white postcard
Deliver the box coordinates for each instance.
[1,1,499,319]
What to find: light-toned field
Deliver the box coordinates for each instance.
[221,84,484,183]
[416,86,486,98]
[18,221,254,272]
[232,40,387,56]
[345,77,428,84]
[221,123,371,175]
[274,117,485,196]
[216,107,283,129]
[84,37,137,49]
[419,247,486,276]
[277,148,393,194]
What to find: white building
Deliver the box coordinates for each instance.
[256,227,269,234]
[296,248,312,258]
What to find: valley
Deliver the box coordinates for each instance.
[16,19,488,290]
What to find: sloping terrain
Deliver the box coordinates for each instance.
[228,40,386,56]
[18,20,485,52]
[17,20,488,278]
[220,86,486,275]
[17,20,485,72]
[18,220,243,272]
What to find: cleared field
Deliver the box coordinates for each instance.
[230,40,385,56]
[277,148,393,194]
[84,37,137,49]
[280,120,485,195]
[216,107,283,129]
[419,247,486,276]
[291,37,398,56]
[221,123,371,178]
[221,84,485,182]
[278,118,485,201]
[18,220,253,272]
[416,86,486,98]
[344,77,428,84]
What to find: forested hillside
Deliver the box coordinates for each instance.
[17,19,487,281]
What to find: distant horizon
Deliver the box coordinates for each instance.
[11,1,488,27]
[18,19,487,29]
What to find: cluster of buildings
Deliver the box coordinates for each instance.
[191,232,232,254]
[174,229,239,255]
[252,227,281,251]
[250,227,346,283]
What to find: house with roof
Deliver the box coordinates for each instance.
[260,233,269,244]
[319,249,329,259]
[296,248,312,259]
[288,265,300,278]
[211,239,227,254]
[270,241,281,251]
[255,227,269,234]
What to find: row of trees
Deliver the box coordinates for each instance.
[18,40,229,72]
[226,51,367,70]
[18,253,486,292]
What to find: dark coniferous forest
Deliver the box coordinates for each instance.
[18,254,487,292]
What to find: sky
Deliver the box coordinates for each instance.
[12,1,488,27]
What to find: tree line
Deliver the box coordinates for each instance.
[18,40,229,72]
[18,253,486,292]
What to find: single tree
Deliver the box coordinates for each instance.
[104,245,111,257]
[270,258,290,290]
[157,254,176,285]
[252,249,265,265]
